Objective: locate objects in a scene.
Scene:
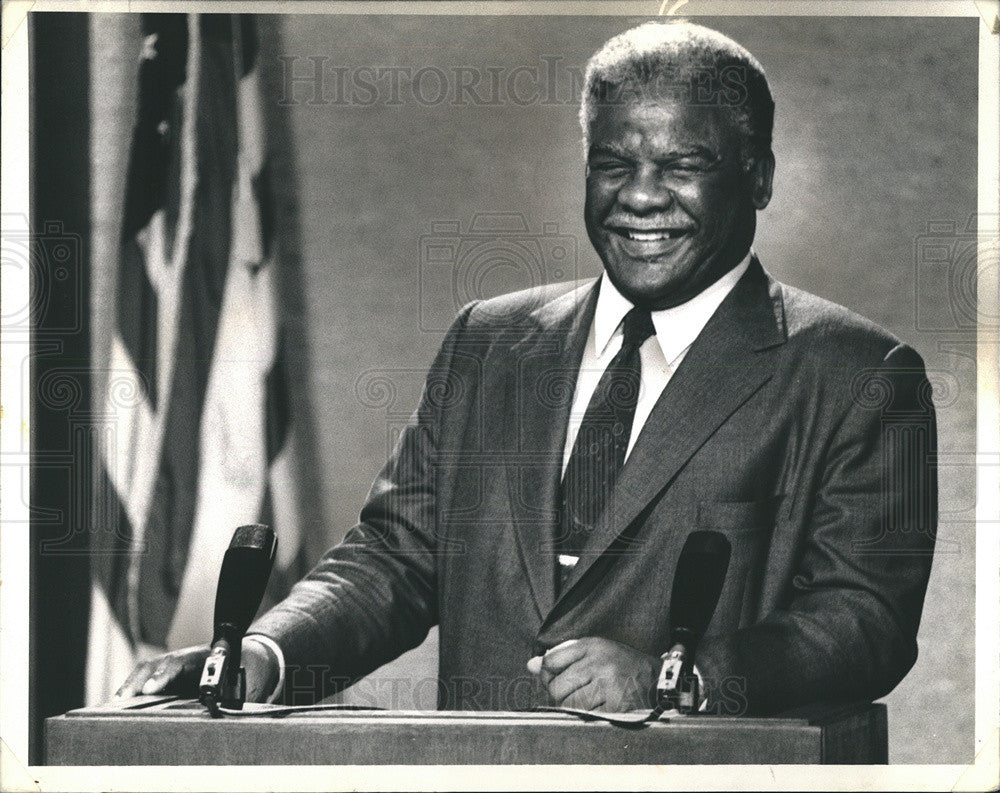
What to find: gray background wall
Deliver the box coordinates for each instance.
[90,12,978,763]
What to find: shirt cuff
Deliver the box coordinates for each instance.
[692,663,708,712]
[243,634,285,704]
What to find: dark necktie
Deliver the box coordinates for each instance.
[556,306,656,592]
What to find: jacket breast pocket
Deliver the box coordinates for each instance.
[695,499,777,633]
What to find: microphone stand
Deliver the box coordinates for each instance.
[656,629,700,715]
[199,624,247,717]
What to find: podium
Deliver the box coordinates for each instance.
[45,697,887,764]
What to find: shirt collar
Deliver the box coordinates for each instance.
[593,251,753,363]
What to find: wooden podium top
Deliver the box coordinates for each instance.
[45,698,887,765]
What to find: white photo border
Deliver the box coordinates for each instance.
[1,1,996,790]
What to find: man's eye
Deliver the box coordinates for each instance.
[590,161,630,177]
[665,159,714,176]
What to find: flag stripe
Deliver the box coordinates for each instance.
[137,15,240,647]
[116,241,160,408]
[165,15,302,648]
[93,13,199,643]
[91,457,133,627]
[265,330,291,462]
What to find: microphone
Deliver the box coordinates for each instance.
[199,524,277,714]
[657,530,731,714]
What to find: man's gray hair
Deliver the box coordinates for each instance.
[580,21,775,166]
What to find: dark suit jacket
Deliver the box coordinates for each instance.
[250,258,937,715]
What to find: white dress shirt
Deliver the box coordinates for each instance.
[561,253,752,473]
[559,253,751,710]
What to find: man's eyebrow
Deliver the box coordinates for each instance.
[587,143,720,161]
[588,143,634,160]
[660,145,718,161]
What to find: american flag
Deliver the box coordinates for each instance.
[87,13,302,703]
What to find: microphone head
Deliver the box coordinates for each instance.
[668,530,732,647]
[212,524,277,643]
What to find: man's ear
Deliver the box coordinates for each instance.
[750,151,775,210]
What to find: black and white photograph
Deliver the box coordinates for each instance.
[1,1,997,789]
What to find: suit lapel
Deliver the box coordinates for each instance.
[503,281,598,619]
[557,258,787,598]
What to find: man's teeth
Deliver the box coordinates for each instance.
[621,229,680,241]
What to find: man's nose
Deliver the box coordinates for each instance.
[617,164,673,214]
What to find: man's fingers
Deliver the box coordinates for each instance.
[530,637,659,712]
[140,656,181,694]
[560,679,608,712]
[528,639,591,691]
[114,661,155,699]
[114,646,209,700]
[548,667,593,705]
[540,639,587,675]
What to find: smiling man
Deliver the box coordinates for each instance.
[120,21,937,718]
[583,80,772,311]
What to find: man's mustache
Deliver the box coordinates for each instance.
[603,216,697,234]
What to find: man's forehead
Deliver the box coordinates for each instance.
[588,99,737,155]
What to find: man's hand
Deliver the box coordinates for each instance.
[526,637,660,712]
[113,640,279,703]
